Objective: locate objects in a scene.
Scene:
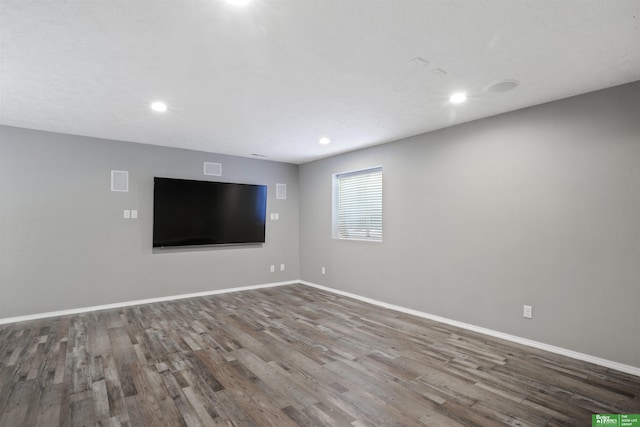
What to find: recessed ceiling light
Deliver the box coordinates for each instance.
[488,79,520,93]
[319,137,331,145]
[150,101,168,112]
[226,0,251,5]
[449,92,467,104]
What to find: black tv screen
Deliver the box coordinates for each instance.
[153,177,267,248]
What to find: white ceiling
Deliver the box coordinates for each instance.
[1,0,639,164]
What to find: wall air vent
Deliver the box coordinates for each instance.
[204,162,222,176]
[111,170,129,192]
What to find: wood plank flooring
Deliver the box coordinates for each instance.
[1,284,639,426]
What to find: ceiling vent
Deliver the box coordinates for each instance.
[409,57,430,67]
[488,79,520,93]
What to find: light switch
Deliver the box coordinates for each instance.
[131,210,138,219]
[123,210,130,219]
[274,213,279,220]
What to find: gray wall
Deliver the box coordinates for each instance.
[299,82,640,367]
[0,127,299,318]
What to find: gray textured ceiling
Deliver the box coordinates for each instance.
[1,0,639,164]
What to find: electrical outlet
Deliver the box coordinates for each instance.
[523,305,532,319]
[131,209,138,219]
[280,264,285,271]
[270,265,275,273]
[322,267,326,275]
[123,209,130,219]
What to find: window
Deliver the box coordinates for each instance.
[333,166,382,241]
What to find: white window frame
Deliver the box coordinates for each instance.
[332,166,383,242]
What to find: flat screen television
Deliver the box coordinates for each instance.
[153,177,267,248]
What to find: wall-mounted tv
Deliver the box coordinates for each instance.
[153,177,267,248]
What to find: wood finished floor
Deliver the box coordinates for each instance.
[1,284,639,426]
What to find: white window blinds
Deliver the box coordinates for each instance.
[336,167,382,241]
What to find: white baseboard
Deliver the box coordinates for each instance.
[299,280,640,378]
[0,280,297,325]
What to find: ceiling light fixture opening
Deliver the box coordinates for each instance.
[226,0,251,6]
[319,137,331,145]
[449,92,467,104]
[150,101,168,112]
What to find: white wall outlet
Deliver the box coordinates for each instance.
[131,209,138,219]
[280,264,285,271]
[270,213,275,220]
[322,267,326,275]
[523,305,533,319]
[270,265,275,273]
[123,209,130,219]
[274,213,279,220]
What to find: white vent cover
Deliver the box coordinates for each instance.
[276,183,286,200]
[111,170,129,192]
[204,162,222,176]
